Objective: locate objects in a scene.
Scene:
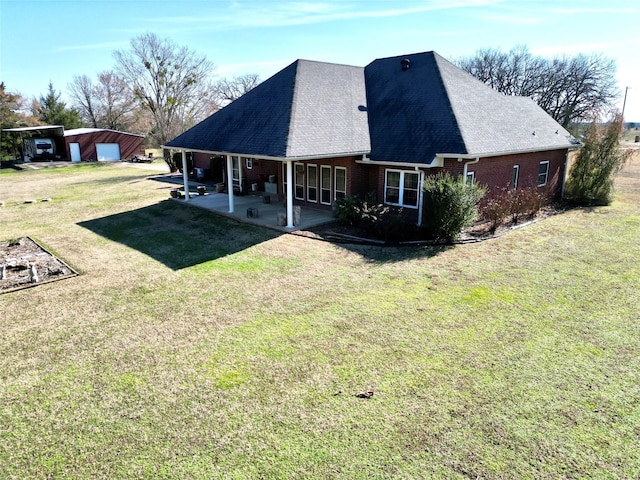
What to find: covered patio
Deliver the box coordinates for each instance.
[171,185,335,232]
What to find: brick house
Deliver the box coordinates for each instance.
[165,51,578,228]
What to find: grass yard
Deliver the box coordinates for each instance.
[1,154,639,479]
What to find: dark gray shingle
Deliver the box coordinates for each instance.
[166,51,576,162]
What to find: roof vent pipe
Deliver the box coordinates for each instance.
[401,59,410,71]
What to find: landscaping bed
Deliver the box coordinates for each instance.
[0,237,77,293]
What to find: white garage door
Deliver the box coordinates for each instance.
[96,143,121,161]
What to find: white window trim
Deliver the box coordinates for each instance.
[466,171,475,185]
[320,165,331,205]
[294,162,305,200]
[282,162,288,195]
[231,155,241,186]
[307,164,318,203]
[512,165,519,189]
[384,169,420,209]
[334,166,347,201]
[538,161,549,187]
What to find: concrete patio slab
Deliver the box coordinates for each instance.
[169,190,335,232]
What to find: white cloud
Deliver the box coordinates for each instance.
[144,0,505,31]
[56,41,127,53]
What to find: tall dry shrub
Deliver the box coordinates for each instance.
[565,114,630,205]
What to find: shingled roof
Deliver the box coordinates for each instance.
[165,59,370,158]
[166,51,576,163]
[365,51,577,163]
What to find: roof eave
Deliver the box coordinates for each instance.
[161,145,370,162]
[356,156,444,168]
[437,143,580,160]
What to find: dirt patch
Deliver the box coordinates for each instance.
[0,237,77,293]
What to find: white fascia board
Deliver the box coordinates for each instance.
[356,157,443,168]
[161,146,370,163]
[438,144,580,161]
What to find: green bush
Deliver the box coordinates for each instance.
[565,114,630,205]
[362,204,406,242]
[334,195,364,226]
[423,172,485,242]
[333,195,408,242]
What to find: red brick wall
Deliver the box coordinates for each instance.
[439,149,568,199]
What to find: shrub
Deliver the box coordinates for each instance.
[511,187,547,223]
[565,114,630,205]
[334,195,364,226]
[423,172,485,242]
[483,191,512,232]
[362,204,406,242]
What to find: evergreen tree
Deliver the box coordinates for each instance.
[34,83,83,129]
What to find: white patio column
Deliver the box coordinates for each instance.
[181,151,190,202]
[226,154,235,213]
[417,169,425,226]
[285,160,294,228]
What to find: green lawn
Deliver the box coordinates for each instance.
[1,158,639,479]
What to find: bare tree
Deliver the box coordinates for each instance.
[213,73,261,104]
[113,33,217,170]
[457,46,618,128]
[457,45,545,97]
[0,83,42,158]
[536,54,618,127]
[68,75,99,127]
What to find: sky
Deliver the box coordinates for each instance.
[1,0,639,121]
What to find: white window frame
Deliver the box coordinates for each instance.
[307,164,318,203]
[466,171,475,185]
[320,165,332,205]
[231,155,240,186]
[538,161,549,187]
[384,169,420,209]
[334,167,347,201]
[294,163,305,200]
[282,162,288,197]
[512,165,519,189]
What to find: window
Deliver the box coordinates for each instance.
[295,163,305,200]
[334,167,346,200]
[320,166,331,205]
[538,161,549,187]
[512,165,519,189]
[384,170,420,208]
[231,156,240,185]
[385,171,401,204]
[466,171,475,185]
[245,157,253,170]
[282,163,288,196]
[307,164,318,202]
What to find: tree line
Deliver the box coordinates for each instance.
[1,38,622,167]
[456,45,618,128]
[0,33,260,167]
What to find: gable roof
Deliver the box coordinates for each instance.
[166,51,576,163]
[165,59,370,159]
[365,51,576,163]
